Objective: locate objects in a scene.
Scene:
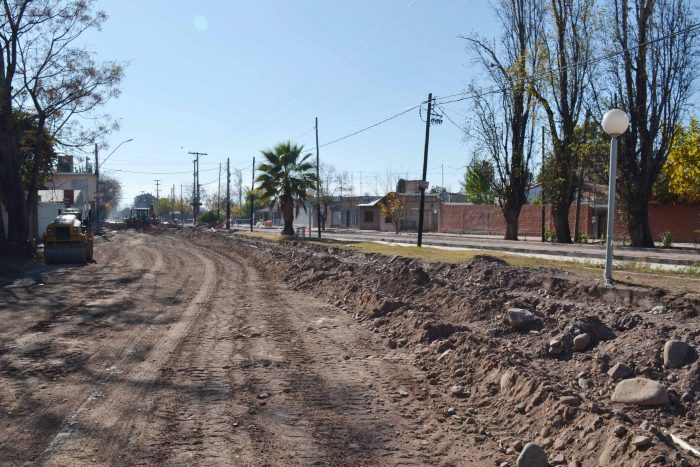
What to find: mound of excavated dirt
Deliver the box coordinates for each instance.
[180,230,700,466]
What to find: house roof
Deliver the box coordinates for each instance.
[357,198,383,207]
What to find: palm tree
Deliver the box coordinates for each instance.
[255,141,317,236]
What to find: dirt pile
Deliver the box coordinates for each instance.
[181,230,700,466]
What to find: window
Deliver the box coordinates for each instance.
[364,211,374,223]
[385,216,392,224]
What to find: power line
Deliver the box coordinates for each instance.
[105,167,218,175]
[308,104,421,151]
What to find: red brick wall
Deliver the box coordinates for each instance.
[440,203,700,243]
[647,205,700,243]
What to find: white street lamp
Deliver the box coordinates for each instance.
[95,138,134,234]
[601,109,629,285]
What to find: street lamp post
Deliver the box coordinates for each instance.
[96,138,134,234]
[600,109,629,285]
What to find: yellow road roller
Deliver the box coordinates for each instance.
[44,209,94,264]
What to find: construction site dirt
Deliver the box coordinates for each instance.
[1,230,699,466]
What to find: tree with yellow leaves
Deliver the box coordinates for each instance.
[379,192,405,234]
[664,118,700,204]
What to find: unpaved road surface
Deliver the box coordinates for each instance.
[0,232,475,465]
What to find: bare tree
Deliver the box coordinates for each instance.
[606,0,699,247]
[531,0,597,243]
[18,0,123,241]
[462,0,543,240]
[317,162,337,230]
[0,0,122,247]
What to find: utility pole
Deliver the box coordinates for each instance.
[226,158,231,230]
[315,117,321,239]
[541,126,546,242]
[217,162,221,223]
[171,184,175,221]
[180,184,184,224]
[188,151,206,224]
[94,143,100,234]
[417,93,433,247]
[237,169,242,207]
[154,179,161,199]
[441,163,444,201]
[250,157,255,232]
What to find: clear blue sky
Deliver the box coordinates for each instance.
[82,0,699,208]
[82,0,497,206]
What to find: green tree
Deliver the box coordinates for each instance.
[255,141,317,236]
[462,158,496,204]
[99,175,122,221]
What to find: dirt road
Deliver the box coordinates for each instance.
[0,232,474,465]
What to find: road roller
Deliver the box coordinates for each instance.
[43,209,93,264]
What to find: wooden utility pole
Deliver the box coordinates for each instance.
[315,117,321,239]
[250,157,255,232]
[154,179,161,199]
[171,184,175,221]
[417,93,432,247]
[226,158,231,230]
[180,184,184,224]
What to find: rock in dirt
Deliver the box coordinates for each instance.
[663,340,691,369]
[573,333,591,351]
[508,308,535,329]
[610,378,670,406]
[411,267,430,285]
[549,339,563,355]
[631,435,652,449]
[607,363,633,380]
[449,384,464,396]
[516,442,549,467]
[650,305,668,315]
[501,368,517,391]
[613,425,627,437]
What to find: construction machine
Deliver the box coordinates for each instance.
[43,208,94,264]
[124,205,160,229]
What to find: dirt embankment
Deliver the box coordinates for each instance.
[180,229,700,467]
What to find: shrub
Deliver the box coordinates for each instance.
[544,227,557,242]
[660,231,673,248]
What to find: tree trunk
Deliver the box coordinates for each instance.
[626,195,655,247]
[551,200,572,243]
[0,98,29,248]
[0,200,6,250]
[503,203,521,241]
[280,199,295,236]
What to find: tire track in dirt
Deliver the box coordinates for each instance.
[184,237,441,465]
[33,234,218,466]
[0,234,167,463]
[122,238,256,465]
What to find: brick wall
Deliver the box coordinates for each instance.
[439,203,700,243]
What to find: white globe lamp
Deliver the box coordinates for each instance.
[600,109,629,285]
[601,109,629,137]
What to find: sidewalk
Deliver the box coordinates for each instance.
[290,228,700,267]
